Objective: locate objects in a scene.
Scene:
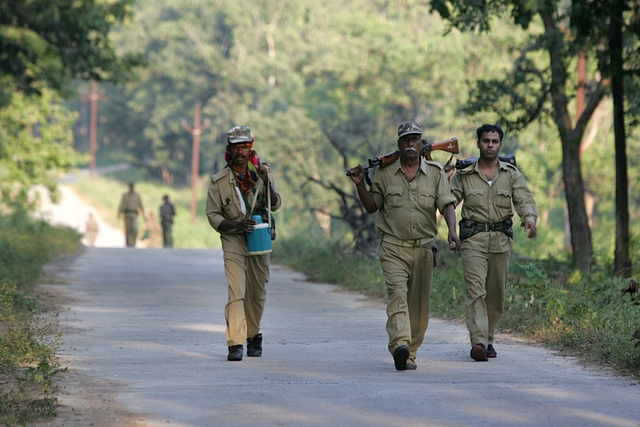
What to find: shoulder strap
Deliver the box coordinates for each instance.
[246,171,271,226]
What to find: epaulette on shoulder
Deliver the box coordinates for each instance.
[425,159,445,170]
[212,168,230,182]
[502,161,518,171]
[458,164,475,174]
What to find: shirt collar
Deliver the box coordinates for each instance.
[392,158,428,175]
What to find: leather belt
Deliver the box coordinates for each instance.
[382,235,433,248]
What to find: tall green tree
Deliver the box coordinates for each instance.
[0,0,140,104]
[0,0,141,209]
[570,0,640,276]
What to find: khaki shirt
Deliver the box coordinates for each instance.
[450,159,538,253]
[205,166,282,255]
[118,192,144,215]
[370,158,456,245]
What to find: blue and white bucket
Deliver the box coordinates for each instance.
[247,215,272,255]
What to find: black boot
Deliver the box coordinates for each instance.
[228,345,243,361]
[246,333,263,357]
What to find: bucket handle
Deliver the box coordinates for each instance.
[247,165,271,230]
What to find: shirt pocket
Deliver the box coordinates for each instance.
[418,187,436,210]
[496,188,513,208]
[221,194,242,219]
[385,185,404,208]
[464,188,486,207]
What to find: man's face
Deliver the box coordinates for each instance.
[398,134,422,161]
[227,143,251,166]
[477,131,502,161]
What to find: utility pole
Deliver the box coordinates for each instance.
[81,81,106,177]
[182,101,210,224]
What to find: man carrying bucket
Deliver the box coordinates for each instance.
[205,125,281,362]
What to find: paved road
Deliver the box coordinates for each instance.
[49,247,639,427]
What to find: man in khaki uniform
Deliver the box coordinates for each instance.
[450,124,538,362]
[347,121,461,371]
[140,212,162,248]
[118,182,145,247]
[85,213,99,246]
[205,125,281,362]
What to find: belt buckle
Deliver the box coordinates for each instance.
[484,223,490,232]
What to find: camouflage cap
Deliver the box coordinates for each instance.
[397,121,423,138]
[227,125,253,144]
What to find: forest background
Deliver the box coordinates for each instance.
[66,0,640,265]
[2,1,640,422]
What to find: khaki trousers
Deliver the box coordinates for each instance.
[380,241,433,362]
[223,251,270,346]
[124,213,138,247]
[462,248,510,346]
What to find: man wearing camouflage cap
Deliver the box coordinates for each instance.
[205,125,281,362]
[347,121,461,371]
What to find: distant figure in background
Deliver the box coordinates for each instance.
[118,182,145,247]
[159,194,176,248]
[140,212,162,248]
[85,212,99,246]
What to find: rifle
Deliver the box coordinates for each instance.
[455,153,517,170]
[347,137,459,185]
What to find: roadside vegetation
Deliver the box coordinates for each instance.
[0,212,82,426]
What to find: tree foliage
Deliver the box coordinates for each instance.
[430,0,640,271]
[0,90,86,208]
[0,0,140,210]
[73,0,640,259]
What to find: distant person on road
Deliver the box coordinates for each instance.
[118,182,145,247]
[84,212,99,246]
[159,194,176,248]
[347,121,461,371]
[140,212,162,248]
[449,124,538,362]
[205,125,281,362]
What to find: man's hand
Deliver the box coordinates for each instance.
[347,165,366,186]
[258,164,270,182]
[237,218,258,233]
[448,230,462,253]
[444,164,455,180]
[524,221,537,239]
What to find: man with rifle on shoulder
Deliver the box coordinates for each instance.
[347,120,461,371]
[449,123,538,362]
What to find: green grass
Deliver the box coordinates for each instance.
[0,211,82,426]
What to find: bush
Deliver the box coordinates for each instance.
[0,212,80,425]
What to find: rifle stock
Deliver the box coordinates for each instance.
[346,137,459,185]
[367,137,459,168]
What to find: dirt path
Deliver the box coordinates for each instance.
[34,185,125,248]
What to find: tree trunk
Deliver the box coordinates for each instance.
[540,12,593,271]
[610,5,632,277]
[562,132,593,271]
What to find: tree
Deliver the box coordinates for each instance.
[0,0,140,104]
[0,0,141,210]
[570,0,640,276]
[0,90,86,208]
[431,0,614,271]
